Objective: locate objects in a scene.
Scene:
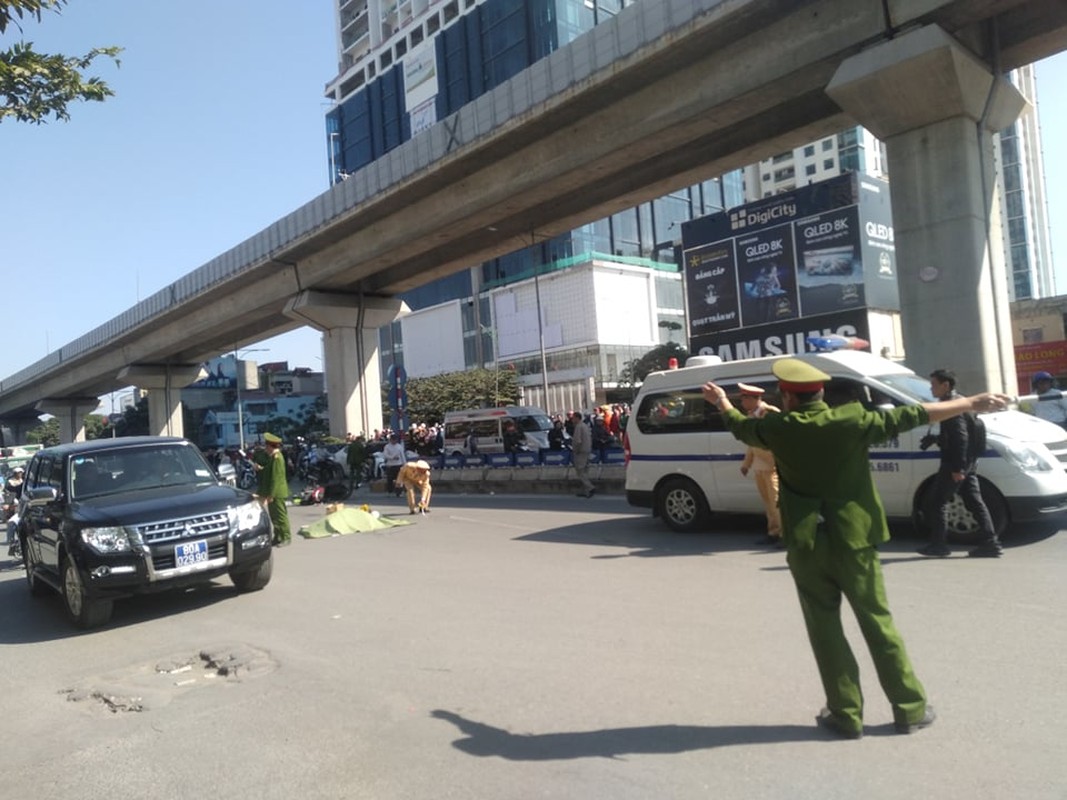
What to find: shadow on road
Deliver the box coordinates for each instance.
[0,566,240,644]
[429,708,893,760]
[513,513,786,559]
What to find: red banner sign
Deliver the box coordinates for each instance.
[1014,340,1067,393]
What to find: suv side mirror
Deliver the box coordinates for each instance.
[216,461,236,485]
[27,485,59,507]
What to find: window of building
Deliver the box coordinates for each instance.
[1005,189,1025,219]
[395,39,407,57]
[803,145,815,157]
[1008,216,1028,245]
[822,139,833,151]
[771,151,791,163]
[1022,327,1043,344]
[823,158,834,170]
[443,1,459,23]
[411,26,423,45]
[428,14,440,34]
[805,164,816,176]
[380,50,392,69]
[773,166,794,182]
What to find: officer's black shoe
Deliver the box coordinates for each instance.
[755,534,779,546]
[894,705,936,734]
[815,708,863,740]
[918,544,951,557]
[968,544,1002,558]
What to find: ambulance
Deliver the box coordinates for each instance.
[624,349,1067,536]
[442,406,553,454]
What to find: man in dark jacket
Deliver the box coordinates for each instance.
[919,369,1002,558]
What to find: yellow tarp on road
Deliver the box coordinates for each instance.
[298,507,414,539]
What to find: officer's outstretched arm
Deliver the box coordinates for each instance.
[923,393,1011,422]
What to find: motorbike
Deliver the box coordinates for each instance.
[230,450,257,491]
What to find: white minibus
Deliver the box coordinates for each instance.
[624,350,1067,536]
[442,406,553,454]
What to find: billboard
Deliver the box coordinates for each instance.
[681,174,898,359]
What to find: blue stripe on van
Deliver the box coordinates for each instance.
[627,449,998,464]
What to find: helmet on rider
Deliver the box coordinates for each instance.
[1033,370,1054,388]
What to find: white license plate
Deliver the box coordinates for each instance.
[175,540,209,567]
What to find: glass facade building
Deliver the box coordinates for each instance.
[326,0,744,404]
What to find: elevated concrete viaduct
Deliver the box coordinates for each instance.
[2,0,1066,441]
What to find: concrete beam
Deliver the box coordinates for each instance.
[828,24,1027,392]
[283,291,410,332]
[117,364,207,438]
[283,292,410,436]
[826,24,1028,138]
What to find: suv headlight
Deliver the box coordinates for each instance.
[231,500,265,532]
[81,526,134,553]
[996,439,1058,472]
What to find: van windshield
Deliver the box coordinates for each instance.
[876,374,935,403]
[516,415,552,432]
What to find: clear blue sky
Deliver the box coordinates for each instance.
[3,3,1067,388]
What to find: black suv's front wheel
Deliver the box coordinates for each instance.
[230,551,273,592]
[62,557,113,629]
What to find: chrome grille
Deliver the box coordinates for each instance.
[136,512,230,544]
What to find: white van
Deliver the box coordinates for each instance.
[624,350,1067,535]
[442,406,553,455]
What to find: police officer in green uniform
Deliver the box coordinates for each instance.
[702,358,1010,739]
[259,432,292,547]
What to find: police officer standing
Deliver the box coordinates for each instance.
[259,432,291,547]
[703,358,1010,739]
[736,383,782,547]
[919,369,1001,558]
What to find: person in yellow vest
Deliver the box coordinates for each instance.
[396,459,433,514]
[737,383,782,547]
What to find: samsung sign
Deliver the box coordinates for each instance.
[680,173,899,359]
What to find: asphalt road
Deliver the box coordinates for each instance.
[1,491,1064,800]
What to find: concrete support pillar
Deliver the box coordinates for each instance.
[35,397,100,443]
[117,364,207,438]
[0,414,44,446]
[827,25,1028,393]
[284,291,410,437]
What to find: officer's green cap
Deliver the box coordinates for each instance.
[264,432,282,444]
[772,359,830,392]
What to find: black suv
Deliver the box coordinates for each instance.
[18,436,274,628]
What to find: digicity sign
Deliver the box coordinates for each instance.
[730,201,798,231]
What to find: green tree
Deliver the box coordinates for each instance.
[402,368,520,423]
[108,396,149,437]
[83,413,106,440]
[620,341,690,386]
[25,416,58,446]
[1,0,121,124]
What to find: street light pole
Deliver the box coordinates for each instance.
[232,347,268,451]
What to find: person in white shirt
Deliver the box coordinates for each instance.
[381,435,407,495]
[1030,371,1067,430]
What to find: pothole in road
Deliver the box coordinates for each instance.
[62,642,278,713]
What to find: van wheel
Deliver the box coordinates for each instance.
[658,477,710,533]
[61,558,113,629]
[912,477,1009,543]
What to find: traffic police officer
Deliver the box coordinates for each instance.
[702,358,1011,739]
[260,432,292,547]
